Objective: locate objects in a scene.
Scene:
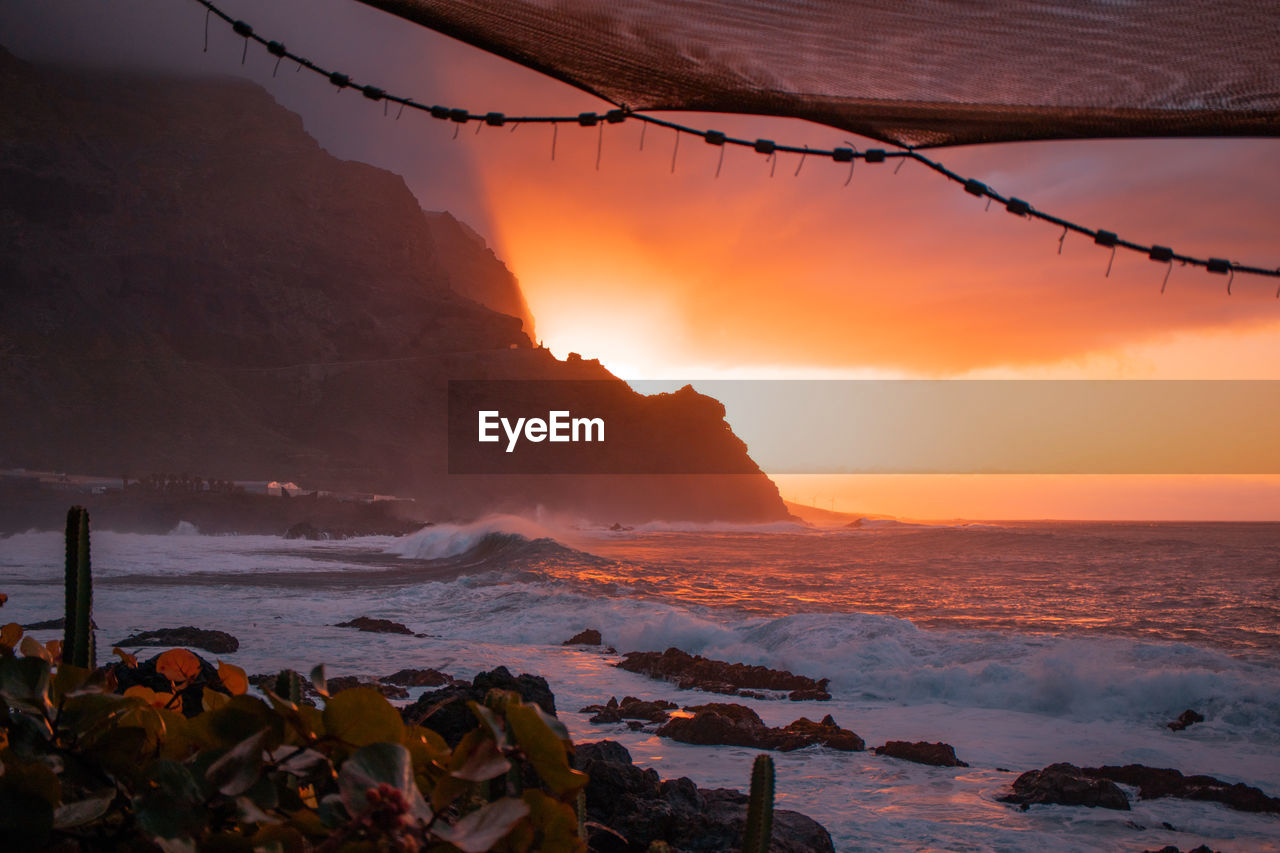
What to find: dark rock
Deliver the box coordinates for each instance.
[563,628,603,646]
[334,616,414,635]
[284,520,328,540]
[110,650,231,717]
[401,666,556,746]
[1000,763,1130,810]
[581,695,677,725]
[608,522,633,532]
[618,647,829,698]
[383,667,450,687]
[113,626,239,654]
[1143,847,1221,853]
[23,617,99,630]
[1083,764,1280,813]
[656,703,863,752]
[573,740,835,853]
[788,688,832,701]
[1167,709,1205,731]
[326,675,409,700]
[874,740,969,767]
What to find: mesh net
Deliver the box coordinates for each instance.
[357,0,1280,148]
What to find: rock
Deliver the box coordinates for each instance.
[617,647,829,697]
[1167,709,1205,731]
[326,675,409,700]
[110,650,231,717]
[401,666,556,746]
[573,740,835,853]
[874,740,969,767]
[580,695,678,725]
[563,628,603,646]
[113,626,239,654]
[608,522,633,532]
[23,616,98,630]
[1083,765,1280,813]
[1000,763,1130,810]
[334,616,416,636]
[284,520,328,540]
[788,688,832,701]
[656,703,863,752]
[383,667,450,687]
[1143,846,1220,853]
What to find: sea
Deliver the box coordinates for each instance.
[3,517,1279,852]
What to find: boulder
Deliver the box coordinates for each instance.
[874,741,968,767]
[1083,765,1280,813]
[573,739,835,853]
[400,666,556,746]
[383,667,451,687]
[581,696,679,725]
[111,650,231,717]
[617,647,829,698]
[334,616,418,636]
[284,521,327,540]
[563,628,603,646]
[656,704,863,752]
[23,616,99,630]
[1000,763,1130,810]
[326,675,408,700]
[1167,709,1205,731]
[113,626,238,654]
[1143,846,1220,853]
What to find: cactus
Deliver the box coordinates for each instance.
[576,788,587,840]
[743,753,774,853]
[274,668,303,704]
[62,505,95,669]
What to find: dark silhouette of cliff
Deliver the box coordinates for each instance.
[0,49,787,523]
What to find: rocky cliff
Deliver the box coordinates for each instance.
[0,49,787,523]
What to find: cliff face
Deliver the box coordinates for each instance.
[0,51,788,522]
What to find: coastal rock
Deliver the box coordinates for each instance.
[1083,765,1280,813]
[401,666,556,746]
[23,616,98,630]
[574,740,835,853]
[874,741,969,767]
[326,675,409,700]
[787,688,833,701]
[581,696,678,725]
[334,616,417,636]
[284,521,328,540]
[1167,709,1205,731]
[113,626,239,654]
[563,628,603,646]
[383,667,451,687]
[617,647,829,698]
[1000,763,1130,810]
[1144,846,1220,853]
[656,704,863,752]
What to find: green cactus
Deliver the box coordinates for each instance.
[274,668,303,704]
[743,753,774,853]
[62,506,95,669]
[576,788,587,840]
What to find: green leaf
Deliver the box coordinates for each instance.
[505,703,587,795]
[523,789,584,853]
[468,701,509,747]
[0,654,52,716]
[309,664,328,698]
[338,742,431,821]
[275,747,333,781]
[136,760,207,839]
[321,687,402,747]
[206,727,270,796]
[52,789,115,828]
[197,695,282,750]
[433,796,530,852]
[449,729,512,782]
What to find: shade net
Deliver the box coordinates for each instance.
[356,0,1280,148]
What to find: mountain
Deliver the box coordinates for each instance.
[0,49,788,523]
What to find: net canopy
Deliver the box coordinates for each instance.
[356,0,1280,148]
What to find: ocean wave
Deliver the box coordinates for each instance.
[383,515,593,564]
[617,519,818,534]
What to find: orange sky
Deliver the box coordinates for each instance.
[6,0,1279,518]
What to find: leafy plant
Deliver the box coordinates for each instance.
[0,627,589,851]
[743,753,775,853]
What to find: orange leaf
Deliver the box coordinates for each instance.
[217,660,249,696]
[1,622,22,649]
[112,647,139,668]
[155,648,202,688]
[19,635,51,661]
[0,592,8,607]
[125,685,178,710]
[44,639,62,662]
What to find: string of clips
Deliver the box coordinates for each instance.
[194,0,1279,295]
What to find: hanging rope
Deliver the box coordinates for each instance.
[190,0,1279,288]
